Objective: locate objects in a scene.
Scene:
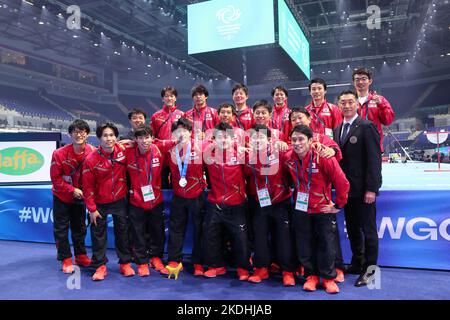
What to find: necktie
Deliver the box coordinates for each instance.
[340,123,350,145]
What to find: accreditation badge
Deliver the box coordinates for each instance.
[257,188,272,208]
[295,192,309,211]
[325,128,334,139]
[141,185,156,202]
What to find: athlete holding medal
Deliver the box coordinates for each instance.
[165,118,207,276]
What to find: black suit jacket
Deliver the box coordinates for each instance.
[333,116,382,197]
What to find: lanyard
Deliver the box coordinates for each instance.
[155,107,174,138]
[135,147,154,185]
[310,103,327,130]
[175,142,191,179]
[272,107,288,130]
[295,152,313,193]
[250,146,271,190]
[234,108,245,129]
[193,106,208,132]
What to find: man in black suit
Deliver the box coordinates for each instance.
[333,90,382,287]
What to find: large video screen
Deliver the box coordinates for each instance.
[278,0,310,79]
[188,0,275,54]
[0,141,57,184]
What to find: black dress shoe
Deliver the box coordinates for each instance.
[344,264,363,275]
[354,270,376,287]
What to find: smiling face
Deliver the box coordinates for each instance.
[172,126,191,144]
[338,93,358,120]
[291,131,312,157]
[70,128,88,146]
[310,83,326,102]
[218,106,234,124]
[136,134,153,154]
[100,128,117,151]
[232,88,248,107]
[290,111,311,128]
[353,73,373,95]
[193,92,207,108]
[214,130,233,151]
[273,89,287,106]
[163,92,177,107]
[130,113,146,130]
[253,106,271,126]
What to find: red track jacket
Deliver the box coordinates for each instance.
[305,100,343,137]
[271,102,291,139]
[185,105,220,135]
[282,149,349,213]
[203,143,247,206]
[150,105,184,140]
[125,143,165,210]
[358,92,395,152]
[244,147,292,205]
[82,144,128,213]
[166,140,207,199]
[232,107,254,131]
[50,143,96,204]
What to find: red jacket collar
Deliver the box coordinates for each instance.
[163,105,177,113]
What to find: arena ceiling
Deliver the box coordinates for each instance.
[0,0,449,84]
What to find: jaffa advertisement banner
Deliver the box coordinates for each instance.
[0,141,57,184]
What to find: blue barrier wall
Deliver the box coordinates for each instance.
[0,186,449,270]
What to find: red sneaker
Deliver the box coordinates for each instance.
[137,264,150,277]
[335,268,345,283]
[203,267,227,278]
[270,262,281,274]
[150,257,165,271]
[303,275,319,292]
[119,263,135,277]
[193,264,204,276]
[237,268,249,281]
[62,258,74,274]
[92,265,107,281]
[74,254,92,267]
[282,271,296,286]
[248,267,269,283]
[323,278,340,294]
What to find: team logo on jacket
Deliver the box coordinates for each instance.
[369,100,377,108]
[152,158,160,167]
[205,113,212,120]
[116,152,125,162]
[243,114,252,120]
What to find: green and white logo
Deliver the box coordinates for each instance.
[0,147,44,175]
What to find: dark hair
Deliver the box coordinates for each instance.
[289,107,310,122]
[271,85,288,97]
[128,108,147,120]
[232,83,248,96]
[191,84,209,98]
[253,99,272,113]
[134,125,153,138]
[308,78,327,91]
[171,118,192,132]
[337,90,358,101]
[96,122,119,139]
[68,119,90,135]
[352,67,372,81]
[213,122,234,139]
[290,124,313,139]
[218,102,236,115]
[250,124,271,138]
[161,86,178,98]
